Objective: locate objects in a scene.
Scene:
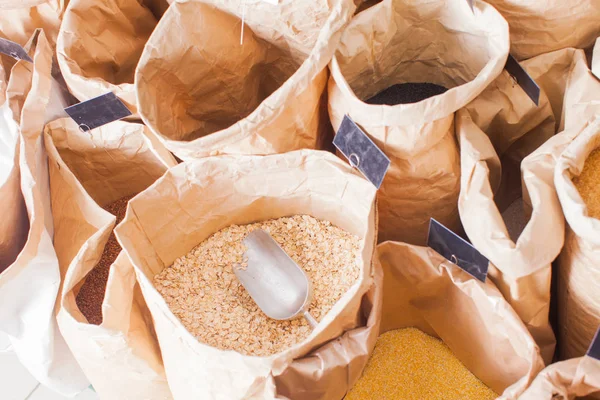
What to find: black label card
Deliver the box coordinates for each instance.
[65,92,132,131]
[505,54,541,106]
[427,218,489,282]
[333,115,390,189]
[587,326,600,360]
[0,37,32,63]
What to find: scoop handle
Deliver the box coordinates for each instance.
[303,310,318,329]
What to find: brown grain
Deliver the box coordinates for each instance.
[76,195,133,325]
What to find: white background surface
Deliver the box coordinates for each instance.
[0,332,99,400]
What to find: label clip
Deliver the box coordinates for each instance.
[0,38,32,63]
[333,115,391,189]
[505,54,541,106]
[587,326,600,361]
[427,218,489,282]
[65,92,132,132]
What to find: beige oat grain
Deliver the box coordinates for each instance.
[154,215,361,356]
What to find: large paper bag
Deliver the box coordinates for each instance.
[555,117,600,361]
[377,241,545,398]
[328,0,509,245]
[484,0,600,61]
[0,0,65,47]
[519,356,600,399]
[57,0,169,116]
[135,0,356,161]
[115,150,378,399]
[461,53,557,210]
[44,117,175,399]
[0,30,89,396]
[457,80,558,362]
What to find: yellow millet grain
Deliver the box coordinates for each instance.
[574,148,600,220]
[345,328,498,400]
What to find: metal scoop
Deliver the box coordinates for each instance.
[234,229,318,328]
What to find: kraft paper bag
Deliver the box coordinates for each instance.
[0,30,89,396]
[456,45,600,364]
[328,0,510,245]
[45,117,176,399]
[0,0,65,47]
[518,356,600,399]
[456,109,559,364]
[559,43,600,133]
[135,0,356,161]
[377,241,545,399]
[484,0,600,61]
[57,0,170,116]
[462,53,557,211]
[115,150,379,399]
[555,117,600,362]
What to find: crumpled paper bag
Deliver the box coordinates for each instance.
[377,241,545,399]
[0,29,89,397]
[135,0,356,161]
[555,117,600,362]
[115,150,379,399]
[57,0,170,116]
[328,0,509,245]
[45,117,176,399]
[485,0,600,61]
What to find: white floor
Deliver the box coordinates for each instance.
[0,332,99,400]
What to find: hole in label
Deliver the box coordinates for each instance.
[78,123,91,133]
[450,254,458,265]
[9,51,19,60]
[349,153,360,168]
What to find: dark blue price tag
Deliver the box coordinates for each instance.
[333,115,390,189]
[0,37,32,63]
[505,54,541,106]
[587,327,600,360]
[427,218,489,282]
[65,92,132,132]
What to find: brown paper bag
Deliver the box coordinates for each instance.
[462,54,557,210]
[44,117,175,399]
[57,0,169,116]
[457,110,560,364]
[456,45,600,364]
[116,150,378,399]
[484,0,600,61]
[555,117,600,361]
[328,0,509,245]
[377,241,545,399]
[519,356,600,399]
[0,0,65,47]
[135,0,355,161]
[456,54,563,363]
[0,30,90,396]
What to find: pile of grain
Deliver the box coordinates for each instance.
[574,148,600,219]
[76,195,132,325]
[345,328,497,400]
[366,82,448,105]
[154,215,361,356]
